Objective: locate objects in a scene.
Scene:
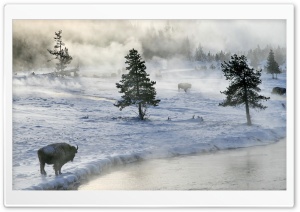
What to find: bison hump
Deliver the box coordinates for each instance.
[41,145,56,154]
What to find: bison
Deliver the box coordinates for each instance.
[272,87,286,95]
[178,83,192,92]
[37,143,78,176]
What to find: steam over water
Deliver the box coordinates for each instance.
[78,139,286,190]
[13,19,286,75]
[11,19,287,191]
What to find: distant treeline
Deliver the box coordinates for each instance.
[246,45,286,68]
[13,22,286,72]
[193,44,286,67]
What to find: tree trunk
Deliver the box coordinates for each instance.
[245,101,251,126]
[59,42,62,72]
[243,75,252,126]
[136,67,144,120]
[138,103,144,120]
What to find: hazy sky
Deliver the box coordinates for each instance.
[13,19,286,71]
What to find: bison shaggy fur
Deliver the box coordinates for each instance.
[178,83,192,92]
[272,87,286,95]
[37,143,78,176]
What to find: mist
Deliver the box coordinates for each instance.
[13,19,286,74]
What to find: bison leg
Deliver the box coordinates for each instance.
[59,168,62,175]
[53,163,60,176]
[40,162,46,175]
[53,163,64,175]
[58,164,63,175]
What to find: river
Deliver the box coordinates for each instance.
[78,139,286,190]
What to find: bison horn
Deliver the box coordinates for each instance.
[76,145,78,150]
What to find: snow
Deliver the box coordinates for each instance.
[12,67,286,190]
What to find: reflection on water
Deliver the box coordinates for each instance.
[78,139,286,190]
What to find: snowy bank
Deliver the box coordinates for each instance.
[12,70,286,190]
[25,125,286,190]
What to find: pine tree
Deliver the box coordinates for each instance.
[274,46,286,66]
[114,49,160,120]
[250,51,259,69]
[219,54,270,126]
[47,30,72,74]
[207,51,213,62]
[194,44,206,62]
[266,49,281,79]
[181,37,192,61]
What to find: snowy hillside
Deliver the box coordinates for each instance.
[12,68,286,190]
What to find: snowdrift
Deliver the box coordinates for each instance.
[12,70,287,190]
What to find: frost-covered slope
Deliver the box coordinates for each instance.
[12,69,286,190]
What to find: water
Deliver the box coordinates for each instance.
[78,139,286,190]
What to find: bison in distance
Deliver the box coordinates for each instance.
[272,87,286,95]
[178,83,192,92]
[37,143,78,176]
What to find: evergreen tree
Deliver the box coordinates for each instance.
[181,37,192,61]
[255,45,263,60]
[215,53,220,61]
[219,50,226,62]
[194,44,206,62]
[274,46,286,66]
[219,54,270,126]
[47,30,72,73]
[207,51,213,62]
[266,49,281,79]
[114,49,160,120]
[250,51,259,69]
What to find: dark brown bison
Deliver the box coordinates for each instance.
[178,83,192,92]
[37,143,78,176]
[272,87,286,95]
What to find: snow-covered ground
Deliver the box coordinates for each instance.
[12,68,286,190]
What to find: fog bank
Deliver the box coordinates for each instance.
[13,20,286,74]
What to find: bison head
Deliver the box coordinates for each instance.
[70,145,78,162]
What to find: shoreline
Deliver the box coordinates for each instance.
[13,72,286,190]
[22,137,286,190]
[77,138,286,190]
